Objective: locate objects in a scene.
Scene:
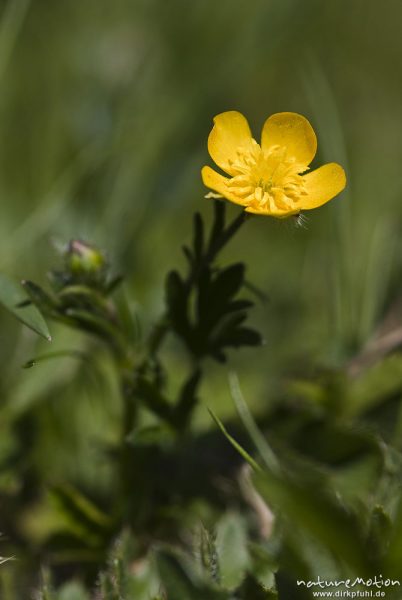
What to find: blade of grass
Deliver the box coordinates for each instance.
[228,372,279,474]
[207,407,261,472]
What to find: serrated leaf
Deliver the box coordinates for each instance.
[0,273,51,340]
[195,525,220,583]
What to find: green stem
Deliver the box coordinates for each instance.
[121,373,137,439]
[186,209,246,290]
[206,209,246,262]
[147,315,170,358]
[121,207,247,439]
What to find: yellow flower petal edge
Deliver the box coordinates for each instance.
[261,112,317,167]
[202,110,346,218]
[201,166,247,206]
[301,163,346,210]
[207,111,253,176]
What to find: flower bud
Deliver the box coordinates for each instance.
[66,240,107,278]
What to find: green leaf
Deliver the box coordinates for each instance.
[227,375,373,576]
[126,424,175,447]
[216,512,249,590]
[98,531,162,600]
[22,279,56,312]
[54,485,112,529]
[237,575,278,600]
[348,354,402,418]
[214,263,244,297]
[63,308,126,354]
[135,377,175,424]
[22,349,88,369]
[49,483,112,547]
[0,272,51,340]
[383,494,402,577]
[196,525,220,583]
[56,582,90,600]
[254,471,371,576]
[156,549,228,600]
[197,264,244,329]
[226,299,254,313]
[216,326,262,350]
[248,542,278,591]
[165,270,189,337]
[167,206,255,362]
[367,504,392,562]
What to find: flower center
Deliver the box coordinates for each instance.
[227,139,308,213]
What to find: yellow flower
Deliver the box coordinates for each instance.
[201,111,346,218]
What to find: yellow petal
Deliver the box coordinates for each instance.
[245,205,299,218]
[300,162,346,210]
[261,112,317,166]
[201,166,247,206]
[208,111,253,175]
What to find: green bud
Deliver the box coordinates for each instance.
[66,240,106,276]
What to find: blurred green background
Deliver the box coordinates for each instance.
[1,0,402,595]
[2,0,402,366]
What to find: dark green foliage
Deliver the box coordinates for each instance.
[5,204,402,597]
[155,550,227,600]
[2,205,267,598]
[166,204,262,361]
[44,484,114,554]
[237,575,277,600]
